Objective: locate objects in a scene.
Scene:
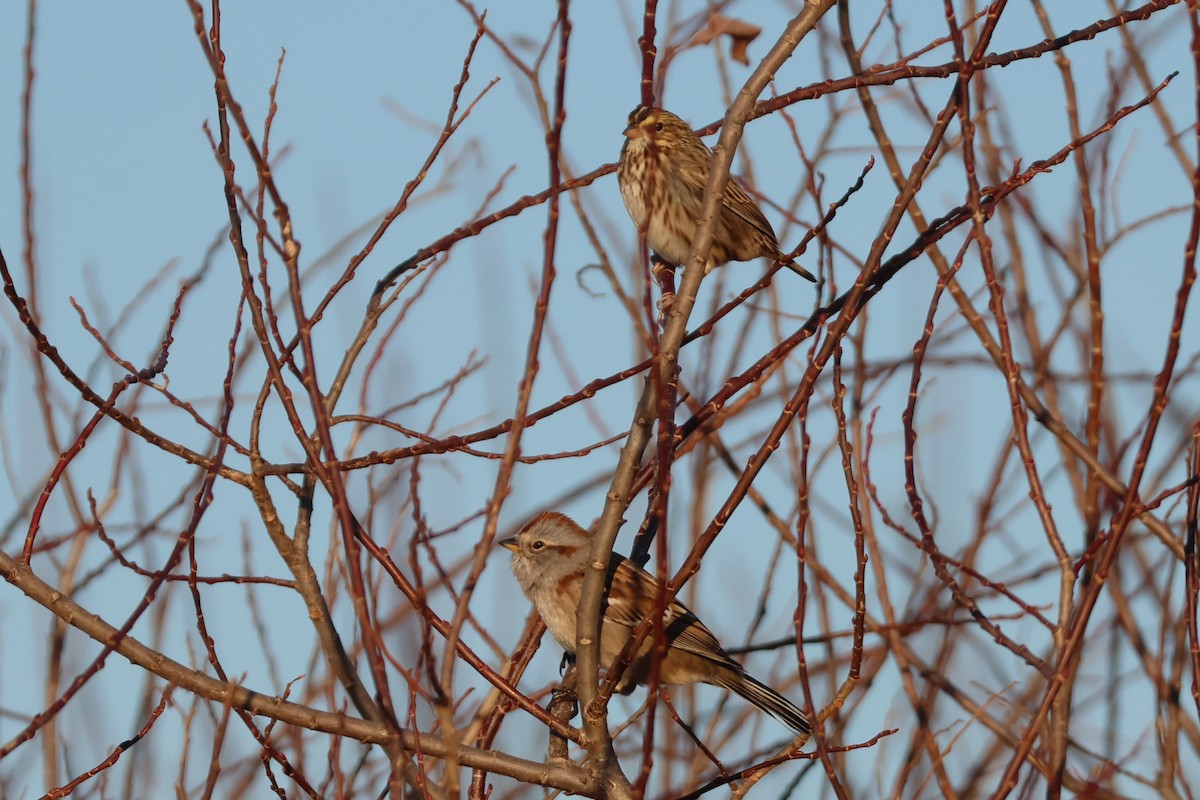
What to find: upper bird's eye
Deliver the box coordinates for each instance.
[530,540,545,551]
[654,122,664,132]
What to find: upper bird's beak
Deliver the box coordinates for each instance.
[623,122,644,140]
[499,537,519,552]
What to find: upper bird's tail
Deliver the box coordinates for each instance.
[782,259,819,283]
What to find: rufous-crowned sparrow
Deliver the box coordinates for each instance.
[501,511,810,735]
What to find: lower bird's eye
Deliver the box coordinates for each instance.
[530,540,545,551]
[655,122,664,132]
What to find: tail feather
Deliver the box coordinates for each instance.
[717,671,811,736]
[783,259,819,283]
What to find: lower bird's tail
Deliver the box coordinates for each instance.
[716,670,811,735]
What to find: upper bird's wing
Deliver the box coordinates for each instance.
[670,159,777,241]
[722,181,779,242]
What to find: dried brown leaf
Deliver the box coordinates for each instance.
[688,13,761,65]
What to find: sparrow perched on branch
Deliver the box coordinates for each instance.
[502,512,810,735]
[617,106,818,283]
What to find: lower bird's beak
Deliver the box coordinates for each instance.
[623,124,643,140]
[499,537,519,552]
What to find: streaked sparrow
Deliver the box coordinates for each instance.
[617,106,818,283]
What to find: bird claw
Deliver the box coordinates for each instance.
[550,684,578,711]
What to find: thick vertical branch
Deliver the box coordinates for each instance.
[576,0,836,783]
